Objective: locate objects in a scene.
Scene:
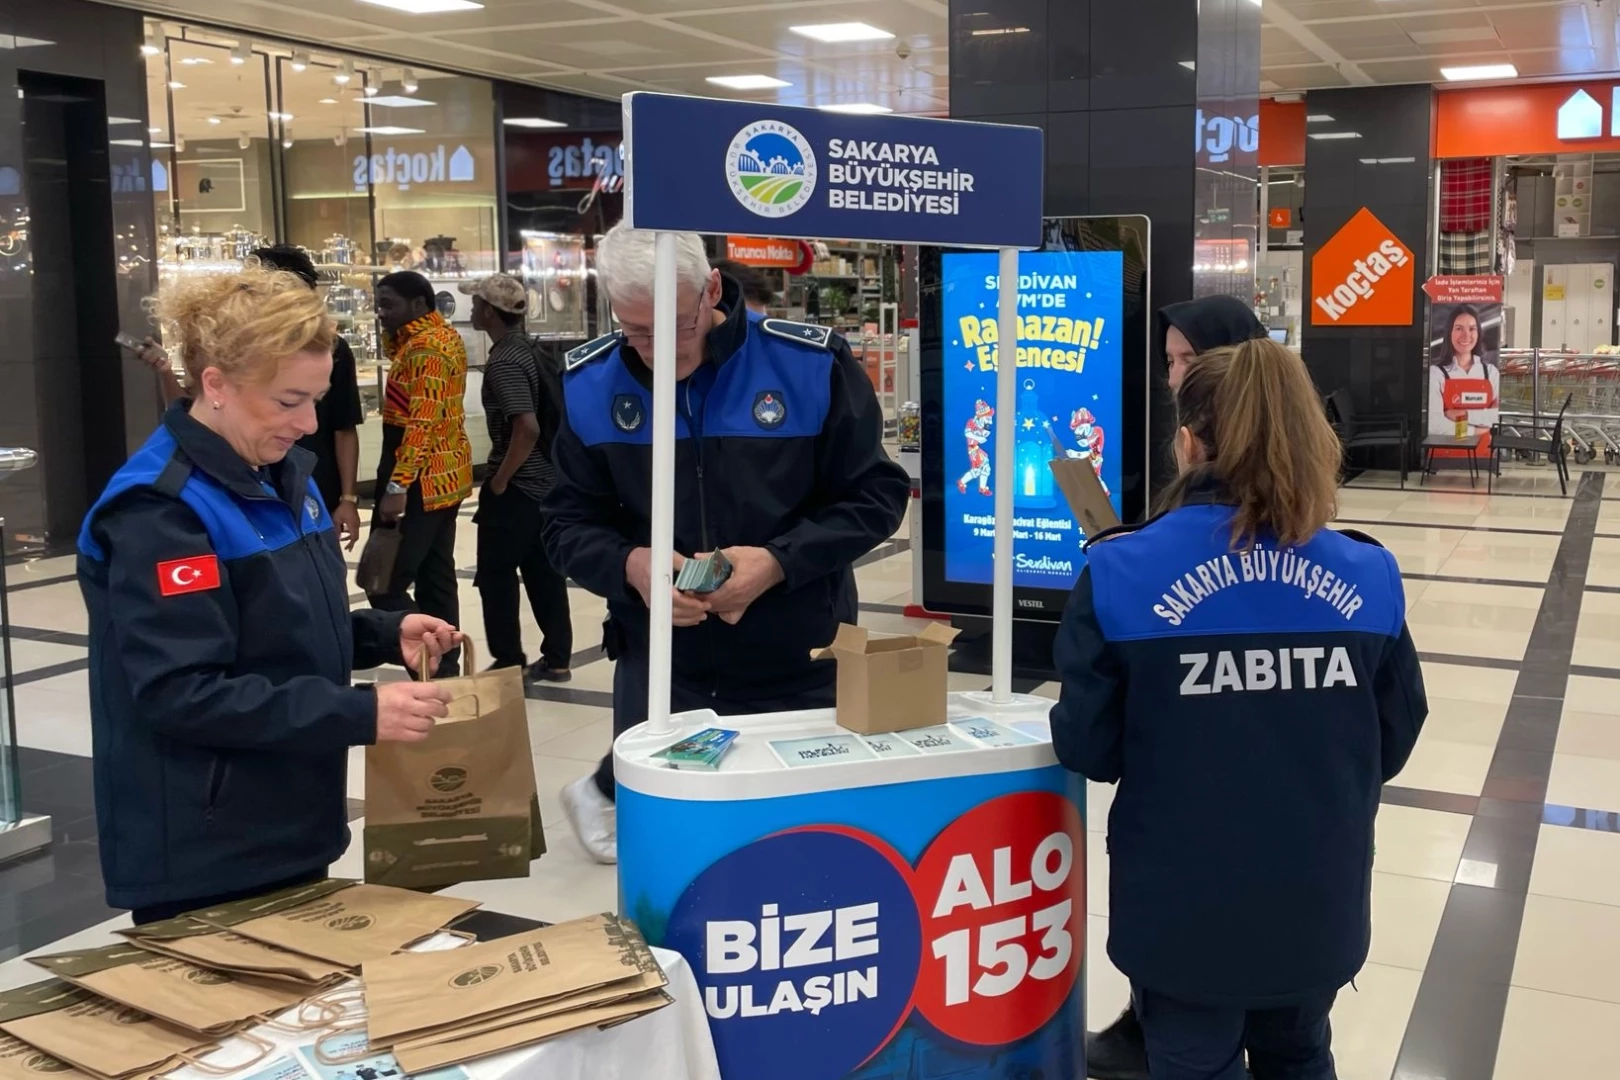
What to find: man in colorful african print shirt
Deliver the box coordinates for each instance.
[369,271,473,676]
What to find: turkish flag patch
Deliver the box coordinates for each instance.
[156,555,221,597]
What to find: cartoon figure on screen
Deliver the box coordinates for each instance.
[957,398,995,495]
[1066,407,1111,495]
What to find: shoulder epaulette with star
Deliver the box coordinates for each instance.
[565,331,624,372]
[760,319,833,350]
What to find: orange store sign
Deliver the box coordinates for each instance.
[725,235,805,268]
[1437,81,1620,158]
[1310,208,1415,327]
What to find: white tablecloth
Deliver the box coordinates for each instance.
[162,943,719,1080]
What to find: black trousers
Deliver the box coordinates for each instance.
[366,482,461,672]
[131,868,325,926]
[593,641,836,801]
[474,483,573,669]
[1133,984,1338,1080]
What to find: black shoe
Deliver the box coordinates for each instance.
[526,659,572,684]
[1086,1005,1149,1080]
[485,659,525,672]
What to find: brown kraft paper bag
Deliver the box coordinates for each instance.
[392,990,674,1074]
[0,1032,89,1080]
[391,915,668,1050]
[195,880,478,968]
[365,645,545,889]
[0,981,214,1080]
[362,912,645,1043]
[120,916,348,986]
[28,943,307,1036]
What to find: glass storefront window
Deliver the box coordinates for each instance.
[142,21,504,471]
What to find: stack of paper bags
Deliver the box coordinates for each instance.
[0,980,220,1080]
[362,913,672,1070]
[186,878,480,968]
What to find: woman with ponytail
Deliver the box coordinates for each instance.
[1050,339,1427,1080]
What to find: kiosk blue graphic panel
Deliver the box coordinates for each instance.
[940,250,1126,592]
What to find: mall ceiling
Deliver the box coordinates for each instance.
[111,0,1620,116]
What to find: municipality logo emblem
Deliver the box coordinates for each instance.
[451,964,503,989]
[727,121,816,218]
[753,391,787,430]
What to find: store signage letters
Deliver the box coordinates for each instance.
[1195,109,1259,165]
[1310,207,1415,327]
[622,93,1043,249]
[549,135,623,187]
[725,235,803,267]
[353,144,475,191]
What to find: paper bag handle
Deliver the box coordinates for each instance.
[177,1033,274,1076]
[414,635,479,681]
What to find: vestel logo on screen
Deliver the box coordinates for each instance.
[1310,207,1414,327]
[726,121,817,218]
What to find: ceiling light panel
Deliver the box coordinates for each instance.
[790,23,894,43]
[706,75,791,90]
[356,0,485,12]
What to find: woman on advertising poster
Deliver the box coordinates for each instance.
[1427,303,1501,440]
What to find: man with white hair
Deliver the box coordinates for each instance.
[542,224,909,863]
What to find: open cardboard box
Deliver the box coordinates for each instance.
[1049,455,1122,537]
[813,623,959,735]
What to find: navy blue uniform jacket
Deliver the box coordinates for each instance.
[77,402,405,910]
[542,279,909,699]
[1050,486,1427,1006]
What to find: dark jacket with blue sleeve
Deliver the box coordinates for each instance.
[542,277,909,701]
[1050,482,1427,1007]
[77,402,406,910]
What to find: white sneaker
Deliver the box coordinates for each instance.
[562,775,618,864]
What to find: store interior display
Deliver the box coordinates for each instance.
[143,19,503,473]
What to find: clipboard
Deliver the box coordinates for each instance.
[1047,425,1121,537]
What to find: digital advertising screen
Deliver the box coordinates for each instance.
[920,216,1151,622]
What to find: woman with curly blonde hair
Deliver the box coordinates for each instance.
[78,265,463,923]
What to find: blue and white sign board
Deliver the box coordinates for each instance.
[622,93,1045,250]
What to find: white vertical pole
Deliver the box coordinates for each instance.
[991,246,1019,705]
[646,231,678,735]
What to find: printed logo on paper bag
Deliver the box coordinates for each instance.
[325,914,375,932]
[727,121,817,218]
[661,793,1085,1079]
[1310,208,1415,326]
[22,1054,70,1073]
[430,766,468,792]
[183,968,232,986]
[451,964,503,989]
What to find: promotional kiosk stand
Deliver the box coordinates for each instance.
[610,92,1084,1080]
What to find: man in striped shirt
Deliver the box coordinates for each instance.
[463,274,573,682]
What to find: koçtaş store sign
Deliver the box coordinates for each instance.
[353,144,475,191]
[1310,207,1415,327]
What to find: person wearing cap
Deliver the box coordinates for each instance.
[462,274,574,682]
[1158,294,1269,393]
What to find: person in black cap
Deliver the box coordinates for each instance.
[1158,295,1269,393]
[1087,291,1270,1080]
